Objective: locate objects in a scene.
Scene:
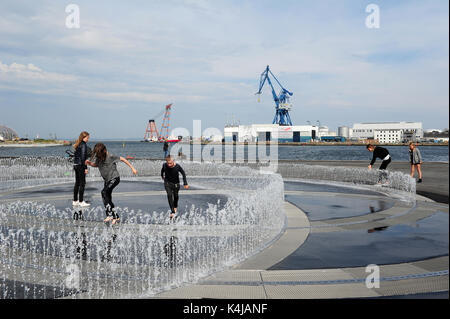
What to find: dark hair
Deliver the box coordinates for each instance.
[165,155,173,160]
[366,144,373,149]
[93,143,107,164]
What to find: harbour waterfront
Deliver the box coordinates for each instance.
[0,141,448,162]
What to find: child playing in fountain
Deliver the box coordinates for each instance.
[367,144,391,170]
[86,143,138,225]
[161,155,189,221]
[366,144,391,184]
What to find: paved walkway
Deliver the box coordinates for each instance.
[150,163,449,299]
[151,197,448,299]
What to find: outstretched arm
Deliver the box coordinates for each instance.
[85,159,97,167]
[178,165,189,189]
[368,153,376,169]
[120,157,138,175]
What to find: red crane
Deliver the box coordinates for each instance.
[143,119,160,142]
[143,103,179,142]
[159,103,172,141]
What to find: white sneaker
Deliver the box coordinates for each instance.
[72,201,79,206]
[79,201,91,207]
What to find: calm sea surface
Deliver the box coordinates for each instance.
[0,141,448,162]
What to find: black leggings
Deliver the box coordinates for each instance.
[379,158,391,170]
[378,158,391,182]
[164,181,180,214]
[73,165,86,202]
[101,177,120,218]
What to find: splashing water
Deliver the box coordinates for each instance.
[0,158,285,298]
[275,163,416,202]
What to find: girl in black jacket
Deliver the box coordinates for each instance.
[73,131,91,207]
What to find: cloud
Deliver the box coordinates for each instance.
[0,60,77,82]
[79,91,207,104]
[0,60,215,105]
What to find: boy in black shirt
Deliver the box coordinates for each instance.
[161,155,189,220]
[367,144,391,184]
[367,144,391,170]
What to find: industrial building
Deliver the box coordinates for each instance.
[224,124,320,143]
[223,122,425,144]
[351,122,423,143]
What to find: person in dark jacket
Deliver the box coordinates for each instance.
[161,155,189,220]
[163,141,169,158]
[73,131,91,207]
[367,144,391,184]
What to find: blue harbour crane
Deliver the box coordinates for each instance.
[256,65,294,126]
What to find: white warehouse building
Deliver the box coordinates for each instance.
[224,124,320,143]
[351,122,423,143]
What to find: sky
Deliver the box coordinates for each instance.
[0,0,448,139]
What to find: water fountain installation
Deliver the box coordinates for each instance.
[0,158,447,299]
[0,158,285,298]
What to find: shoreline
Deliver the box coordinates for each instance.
[3,140,447,147]
[0,143,69,148]
[0,156,448,164]
[0,156,447,163]
[181,142,449,146]
[0,139,71,148]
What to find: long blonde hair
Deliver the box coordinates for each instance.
[73,131,89,150]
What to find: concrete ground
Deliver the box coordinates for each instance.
[151,198,448,299]
[150,161,448,299]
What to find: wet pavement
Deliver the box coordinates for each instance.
[270,211,448,270]
[0,180,201,200]
[0,180,227,222]
[283,180,386,196]
[285,194,395,221]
